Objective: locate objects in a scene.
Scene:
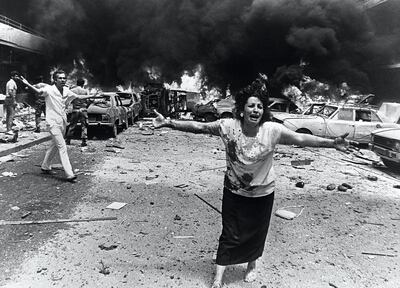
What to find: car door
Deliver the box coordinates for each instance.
[354,109,385,144]
[325,107,356,140]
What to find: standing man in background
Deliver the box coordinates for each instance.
[4,71,19,133]
[66,78,90,147]
[33,75,47,133]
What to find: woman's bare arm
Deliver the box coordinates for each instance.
[279,126,349,152]
[153,110,219,135]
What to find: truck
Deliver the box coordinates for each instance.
[140,83,199,118]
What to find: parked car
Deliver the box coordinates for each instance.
[378,102,400,124]
[370,128,400,170]
[302,102,327,115]
[116,91,142,125]
[86,92,128,137]
[273,104,400,144]
[192,97,236,122]
[269,97,299,113]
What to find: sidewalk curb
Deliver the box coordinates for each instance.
[0,135,52,158]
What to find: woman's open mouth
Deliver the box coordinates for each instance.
[249,114,260,121]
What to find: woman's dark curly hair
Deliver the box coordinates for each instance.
[234,78,272,124]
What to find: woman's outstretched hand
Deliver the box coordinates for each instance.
[152,110,168,129]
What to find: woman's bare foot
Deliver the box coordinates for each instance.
[212,264,226,288]
[211,279,222,288]
[244,261,257,282]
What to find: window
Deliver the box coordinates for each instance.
[317,105,338,117]
[370,111,380,122]
[356,110,371,122]
[337,108,354,121]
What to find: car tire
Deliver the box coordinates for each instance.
[382,158,400,170]
[296,128,312,134]
[204,113,218,122]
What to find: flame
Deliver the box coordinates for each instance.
[145,66,161,80]
[164,65,204,92]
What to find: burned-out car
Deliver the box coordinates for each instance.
[116,91,142,125]
[192,98,235,122]
[370,128,400,170]
[86,93,128,137]
[273,104,400,145]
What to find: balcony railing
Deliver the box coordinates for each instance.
[0,14,47,38]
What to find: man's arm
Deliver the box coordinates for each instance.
[17,76,41,95]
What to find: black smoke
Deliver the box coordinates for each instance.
[4,0,400,97]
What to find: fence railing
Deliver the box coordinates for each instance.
[0,14,47,38]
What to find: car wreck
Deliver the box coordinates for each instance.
[86,93,128,137]
[370,127,400,170]
[273,103,400,145]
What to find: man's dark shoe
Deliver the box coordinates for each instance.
[81,140,88,147]
[65,138,71,145]
[34,127,40,133]
[41,168,55,175]
[66,175,77,183]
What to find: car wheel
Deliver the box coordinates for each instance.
[382,158,400,170]
[111,123,118,138]
[296,128,312,135]
[204,113,218,122]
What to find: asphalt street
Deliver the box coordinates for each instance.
[0,123,399,288]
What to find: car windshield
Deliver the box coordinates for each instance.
[89,96,111,108]
[117,93,131,100]
[315,105,338,117]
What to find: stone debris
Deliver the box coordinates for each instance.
[99,260,110,275]
[2,171,17,177]
[98,244,118,251]
[341,183,353,189]
[106,202,127,210]
[326,184,336,190]
[367,175,378,181]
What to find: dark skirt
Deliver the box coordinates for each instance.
[216,187,274,266]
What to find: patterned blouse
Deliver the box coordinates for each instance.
[210,118,284,197]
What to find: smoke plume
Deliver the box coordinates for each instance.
[8,0,399,95]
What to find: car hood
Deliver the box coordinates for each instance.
[215,98,235,108]
[371,127,400,139]
[273,113,320,121]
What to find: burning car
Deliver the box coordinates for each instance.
[86,93,128,137]
[370,128,400,170]
[192,98,235,122]
[116,91,142,125]
[273,103,400,145]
